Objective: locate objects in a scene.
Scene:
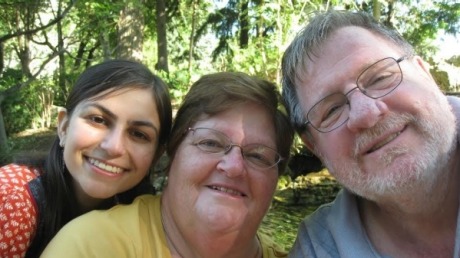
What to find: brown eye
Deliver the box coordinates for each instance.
[89,116,108,125]
[129,130,150,141]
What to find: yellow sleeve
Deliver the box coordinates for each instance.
[258,232,288,258]
[40,208,138,258]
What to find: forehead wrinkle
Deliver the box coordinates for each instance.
[295,58,348,114]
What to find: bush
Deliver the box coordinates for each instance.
[1,76,57,135]
[430,66,450,92]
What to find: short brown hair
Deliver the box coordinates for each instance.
[167,72,294,173]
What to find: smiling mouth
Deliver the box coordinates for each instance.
[208,186,246,197]
[88,158,124,174]
[367,131,402,154]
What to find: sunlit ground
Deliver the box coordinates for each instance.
[261,172,341,251]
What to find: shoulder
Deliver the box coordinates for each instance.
[289,189,371,258]
[108,194,160,217]
[0,164,41,257]
[0,164,41,215]
[54,195,160,237]
[289,201,339,258]
[258,233,288,258]
[0,163,40,184]
[0,163,41,210]
[300,189,355,229]
[41,194,164,258]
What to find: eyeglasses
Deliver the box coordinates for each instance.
[303,56,406,133]
[187,127,283,170]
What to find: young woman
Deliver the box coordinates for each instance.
[0,59,172,257]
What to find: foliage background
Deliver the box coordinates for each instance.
[0,0,459,136]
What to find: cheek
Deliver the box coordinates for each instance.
[131,145,157,170]
[252,172,278,199]
[62,127,91,164]
[169,150,217,186]
[65,121,102,148]
[315,133,353,159]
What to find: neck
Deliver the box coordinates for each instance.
[160,203,261,258]
[359,147,460,257]
[72,182,106,213]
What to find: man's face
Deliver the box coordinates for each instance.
[296,26,456,201]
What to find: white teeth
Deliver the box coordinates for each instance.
[210,186,244,196]
[370,132,401,152]
[89,158,123,174]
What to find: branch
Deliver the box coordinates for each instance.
[0,0,77,43]
[0,49,62,97]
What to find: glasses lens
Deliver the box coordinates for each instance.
[190,128,281,169]
[191,128,228,153]
[242,144,281,169]
[308,93,349,132]
[357,57,402,98]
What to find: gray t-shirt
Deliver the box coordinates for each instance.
[288,189,460,258]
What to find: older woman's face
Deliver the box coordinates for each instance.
[162,102,278,235]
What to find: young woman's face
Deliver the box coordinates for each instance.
[58,87,161,207]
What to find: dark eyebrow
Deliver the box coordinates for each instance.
[129,121,159,137]
[89,103,117,120]
[87,103,159,135]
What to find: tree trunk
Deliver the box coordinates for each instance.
[15,6,32,79]
[0,95,9,157]
[188,0,199,75]
[117,0,145,61]
[373,0,381,20]
[57,0,67,98]
[0,42,4,75]
[239,0,249,49]
[155,0,169,72]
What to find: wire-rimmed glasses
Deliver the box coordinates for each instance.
[187,127,283,170]
[303,56,407,133]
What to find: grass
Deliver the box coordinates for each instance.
[1,128,56,165]
[262,192,320,249]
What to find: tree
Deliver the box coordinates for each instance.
[155,0,169,72]
[117,0,145,61]
[0,0,75,155]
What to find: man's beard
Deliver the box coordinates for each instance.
[320,98,456,202]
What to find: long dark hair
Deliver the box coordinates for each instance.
[26,60,172,257]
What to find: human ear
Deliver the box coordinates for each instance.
[299,131,316,155]
[57,108,69,147]
[413,55,436,81]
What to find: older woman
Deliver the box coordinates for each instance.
[41,72,294,258]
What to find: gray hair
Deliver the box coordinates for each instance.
[281,10,415,132]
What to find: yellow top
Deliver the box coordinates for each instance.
[41,195,287,258]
